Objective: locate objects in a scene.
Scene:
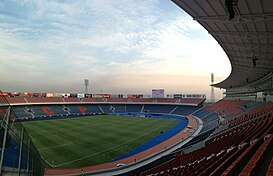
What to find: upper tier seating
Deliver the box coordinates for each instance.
[81,98,98,102]
[130,98,157,103]
[25,97,64,103]
[5,97,27,104]
[237,101,264,112]
[267,159,273,176]
[5,96,205,107]
[180,98,205,105]
[107,98,129,102]
[63,98,79,102]
[156,98,177,103]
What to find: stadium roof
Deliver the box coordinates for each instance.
[172,0,273,90]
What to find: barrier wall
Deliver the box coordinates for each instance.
[0,94,44,175]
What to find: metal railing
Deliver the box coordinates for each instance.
[0,92,44,175]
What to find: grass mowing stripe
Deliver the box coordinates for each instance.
[23,115,180,168]
[55,119,175,167]
[30,125,73,144]
[24,125,68,149]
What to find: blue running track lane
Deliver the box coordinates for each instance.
[112,113,188,161]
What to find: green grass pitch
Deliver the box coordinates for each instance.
[22,115,180,168]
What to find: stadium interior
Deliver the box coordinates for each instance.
[1,0,273,175]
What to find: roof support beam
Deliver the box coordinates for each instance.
[232,64,270,71]
[225,49,273,56]
[172,0,273,90]
[218,42,273,50]
[210,31,273,39]
[194,13,273,23]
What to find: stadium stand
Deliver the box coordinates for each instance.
[95,98,108,102]
[126,104,144,113]
[180,98,205,105]
[99,104,116,113]
[56,104,102,114]
[2,95,273,176]
[267,159,273,176]
[138,102,273,176]
[83,105,102,113]
[113,105,127,113]
[0,0,271,171]
[26,97,64,103]
[130,98,157,103]
[49,105,68,115]
[239,135,272,176]
[156,98,177,103]
[205,100,245,118]
[81,98,98,102]
[65,105,83,114]
[142,105,176,114]
[29,105,51,116]
[11,106,33,119]
[5,97,27,104]
[237,101,264,112]
[1,0,273,174]
[0,94,45,175]
[170,105,200,116]
[63,97,80,102]
[29,105,68,117]
[107,98,129,102]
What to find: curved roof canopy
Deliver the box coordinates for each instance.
[172,0,273,89]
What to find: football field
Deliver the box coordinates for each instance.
[22,115,180,168]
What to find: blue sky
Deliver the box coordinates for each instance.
[0,0,230,100]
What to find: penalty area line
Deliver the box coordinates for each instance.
[32,126,74,144]
[44,159,56,168]
[38,142,73,151]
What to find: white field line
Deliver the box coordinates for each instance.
[32,126,73,144]
[34,126,74,167]
[29,135,37,142]
[84,116,145,123]
[44,159,55,168]
[38,142,73,151]
[54,120,174,167]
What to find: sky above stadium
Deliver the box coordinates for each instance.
[0,0,231,100]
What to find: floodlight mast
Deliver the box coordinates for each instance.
[84,79,89,94]
[211,73,215,103]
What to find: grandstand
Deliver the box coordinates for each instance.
[1,95,272,175]
[1,0,273,175]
